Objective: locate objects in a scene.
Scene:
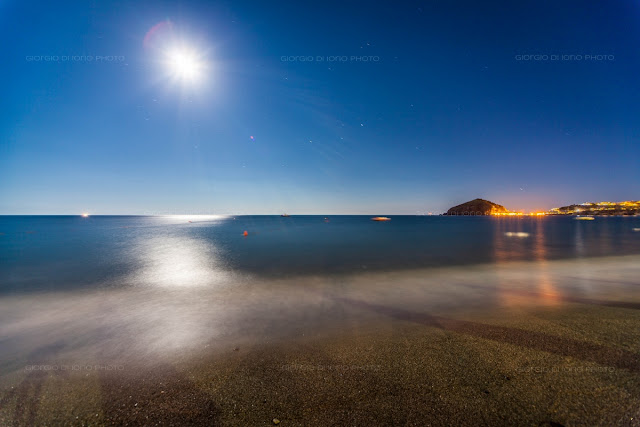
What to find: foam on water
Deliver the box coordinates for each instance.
[1,254,639,376]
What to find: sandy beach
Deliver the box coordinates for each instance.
[1,254,639,425]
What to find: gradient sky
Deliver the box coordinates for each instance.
[1,0,639,214]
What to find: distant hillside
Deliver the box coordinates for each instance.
[550,201,639,216]
[445,198,509,215]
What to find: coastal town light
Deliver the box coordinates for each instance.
[548,200,640,215]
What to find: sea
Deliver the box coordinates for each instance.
[2,214,640,376]
[1,215,640,295]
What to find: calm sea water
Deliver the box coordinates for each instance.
[1,215,640,294]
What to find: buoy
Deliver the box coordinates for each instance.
[243,231,248,236]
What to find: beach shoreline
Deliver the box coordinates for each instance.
[1,254,640,425]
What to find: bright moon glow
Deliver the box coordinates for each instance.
[166,47,204,83]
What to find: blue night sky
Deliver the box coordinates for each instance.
[1,0,639,214]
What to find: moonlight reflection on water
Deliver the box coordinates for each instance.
[133,235,229,289]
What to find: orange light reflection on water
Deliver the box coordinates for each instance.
[492,217,560,307]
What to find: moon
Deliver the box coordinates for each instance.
[165,47,205,83]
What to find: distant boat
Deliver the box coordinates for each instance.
[371,216,391,221]
[574,215,595,220]
[281,213,290,217]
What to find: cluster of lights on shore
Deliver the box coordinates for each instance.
[492,200,640,217]
[491,212,546,217]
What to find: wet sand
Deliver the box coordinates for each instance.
[1,255,639,425]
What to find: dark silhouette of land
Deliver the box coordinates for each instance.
[445,198,509,215]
